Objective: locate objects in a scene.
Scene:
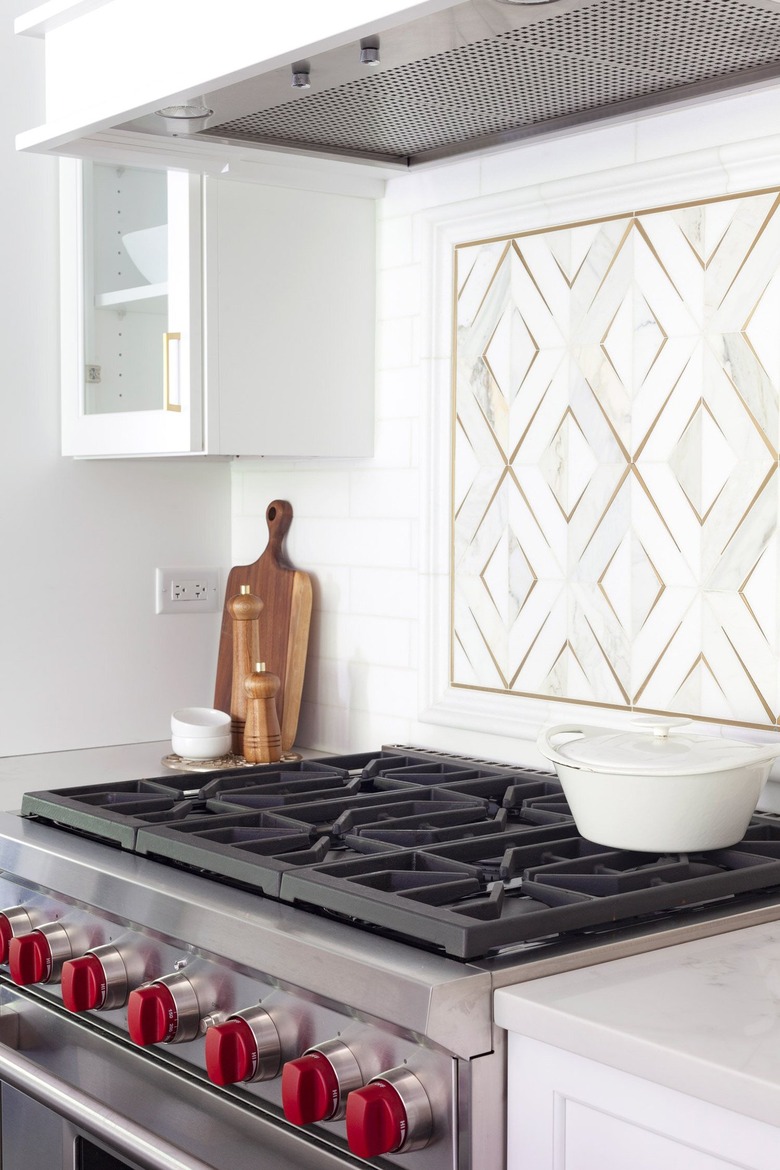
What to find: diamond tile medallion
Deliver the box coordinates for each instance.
[452,191,780,728]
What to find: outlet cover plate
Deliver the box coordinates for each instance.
[156,568,220,614]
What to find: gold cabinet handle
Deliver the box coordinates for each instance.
[163,331,182,412]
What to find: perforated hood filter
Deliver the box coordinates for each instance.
[200,0,780,165]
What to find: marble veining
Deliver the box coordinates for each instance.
[494,921,780,1127]
[453,190,780,727]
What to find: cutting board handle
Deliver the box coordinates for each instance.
[266,500,293,564]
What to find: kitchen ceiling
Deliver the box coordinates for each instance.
[122,0,780,167]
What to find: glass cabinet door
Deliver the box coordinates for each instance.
[60,159,202,457]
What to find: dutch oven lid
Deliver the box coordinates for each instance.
[544,718,780,775]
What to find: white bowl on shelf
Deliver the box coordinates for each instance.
[171,708,231,757]
[122,224,167,284]
[171,731,232,760]
[171,707,231,737]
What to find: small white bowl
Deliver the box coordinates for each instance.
[171,731,232,760]
[171,707,231,738]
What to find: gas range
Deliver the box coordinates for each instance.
[3,745,780,1170]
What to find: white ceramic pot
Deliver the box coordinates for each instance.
[536,719,780,852]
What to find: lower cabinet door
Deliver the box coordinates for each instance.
[506,1035,780,1170]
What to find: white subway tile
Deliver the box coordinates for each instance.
[237,467,351,519]
[378,214,415,269]
[230,514,268,564]
[349,469,419,518]
[287,516,414,569]
[375,366,424,420]
[371,418,415,468]
[480,122,637,197]
[334,708,416,751]
[340,662,419,718]
[381,158,481,218]
[376,316,416,368]
[316,613,414,667]
[636,87,780,163]
[309,565,350,614]
[349,567,419,619]
[376,264,423,320]
[229,99,780,759]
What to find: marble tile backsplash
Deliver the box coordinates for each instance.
[453,190,780,730]
[233,86,780,758]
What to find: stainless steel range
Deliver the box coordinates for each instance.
[3,745,780,1170]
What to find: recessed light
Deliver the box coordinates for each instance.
[154,102,213,134]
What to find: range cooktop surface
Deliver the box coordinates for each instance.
[20,746,780,961]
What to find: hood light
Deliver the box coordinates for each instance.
[154,101,213,135]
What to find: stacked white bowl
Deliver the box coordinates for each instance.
[171,707,232,760]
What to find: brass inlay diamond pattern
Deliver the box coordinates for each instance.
[453,189,780,729]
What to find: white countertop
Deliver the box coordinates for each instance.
[495,920,780,1128]
[0,741,180,811]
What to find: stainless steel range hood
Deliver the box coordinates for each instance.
[120,0,780,168]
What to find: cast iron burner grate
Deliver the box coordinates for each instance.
[20,746,780,960]
[281,832,780,958]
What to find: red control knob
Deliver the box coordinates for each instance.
[0,917,13,965]
[61,944,129,1013]
[206,1017,258,1085]
[127,984,178,1045]
[346,1068,432,1157]
[0,908,31,964]
[205,1005,281,1085]
[9,932,51,985]
[61,954,105,1012]
[346,1081,408,1158]
[282,1052,340,1125]
[0,918,12,964]
[7,923,72,986]
[126,972,200,1046]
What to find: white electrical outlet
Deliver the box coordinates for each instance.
[156,568,220,614]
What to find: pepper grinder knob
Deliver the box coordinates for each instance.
[243,662,282,764]
[228,585,263,755]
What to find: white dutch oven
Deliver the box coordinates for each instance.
[537,719,780,853]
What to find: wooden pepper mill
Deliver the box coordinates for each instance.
[228,584,263,755]
[243,662,282,764]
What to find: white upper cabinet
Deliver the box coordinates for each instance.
[61,160,202,457]
[60,159,376,459]
[203,178,375,459]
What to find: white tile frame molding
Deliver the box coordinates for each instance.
[418,128,780,743]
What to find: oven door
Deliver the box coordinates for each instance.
[0,984,362,1170]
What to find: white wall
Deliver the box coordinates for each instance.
[1,3,232,757]
[232,84,780,766]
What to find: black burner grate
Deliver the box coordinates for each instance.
[20,747,780,960]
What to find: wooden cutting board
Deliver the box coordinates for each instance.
[214,500,312,753]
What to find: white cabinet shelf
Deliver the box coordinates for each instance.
[94,282,168,310]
